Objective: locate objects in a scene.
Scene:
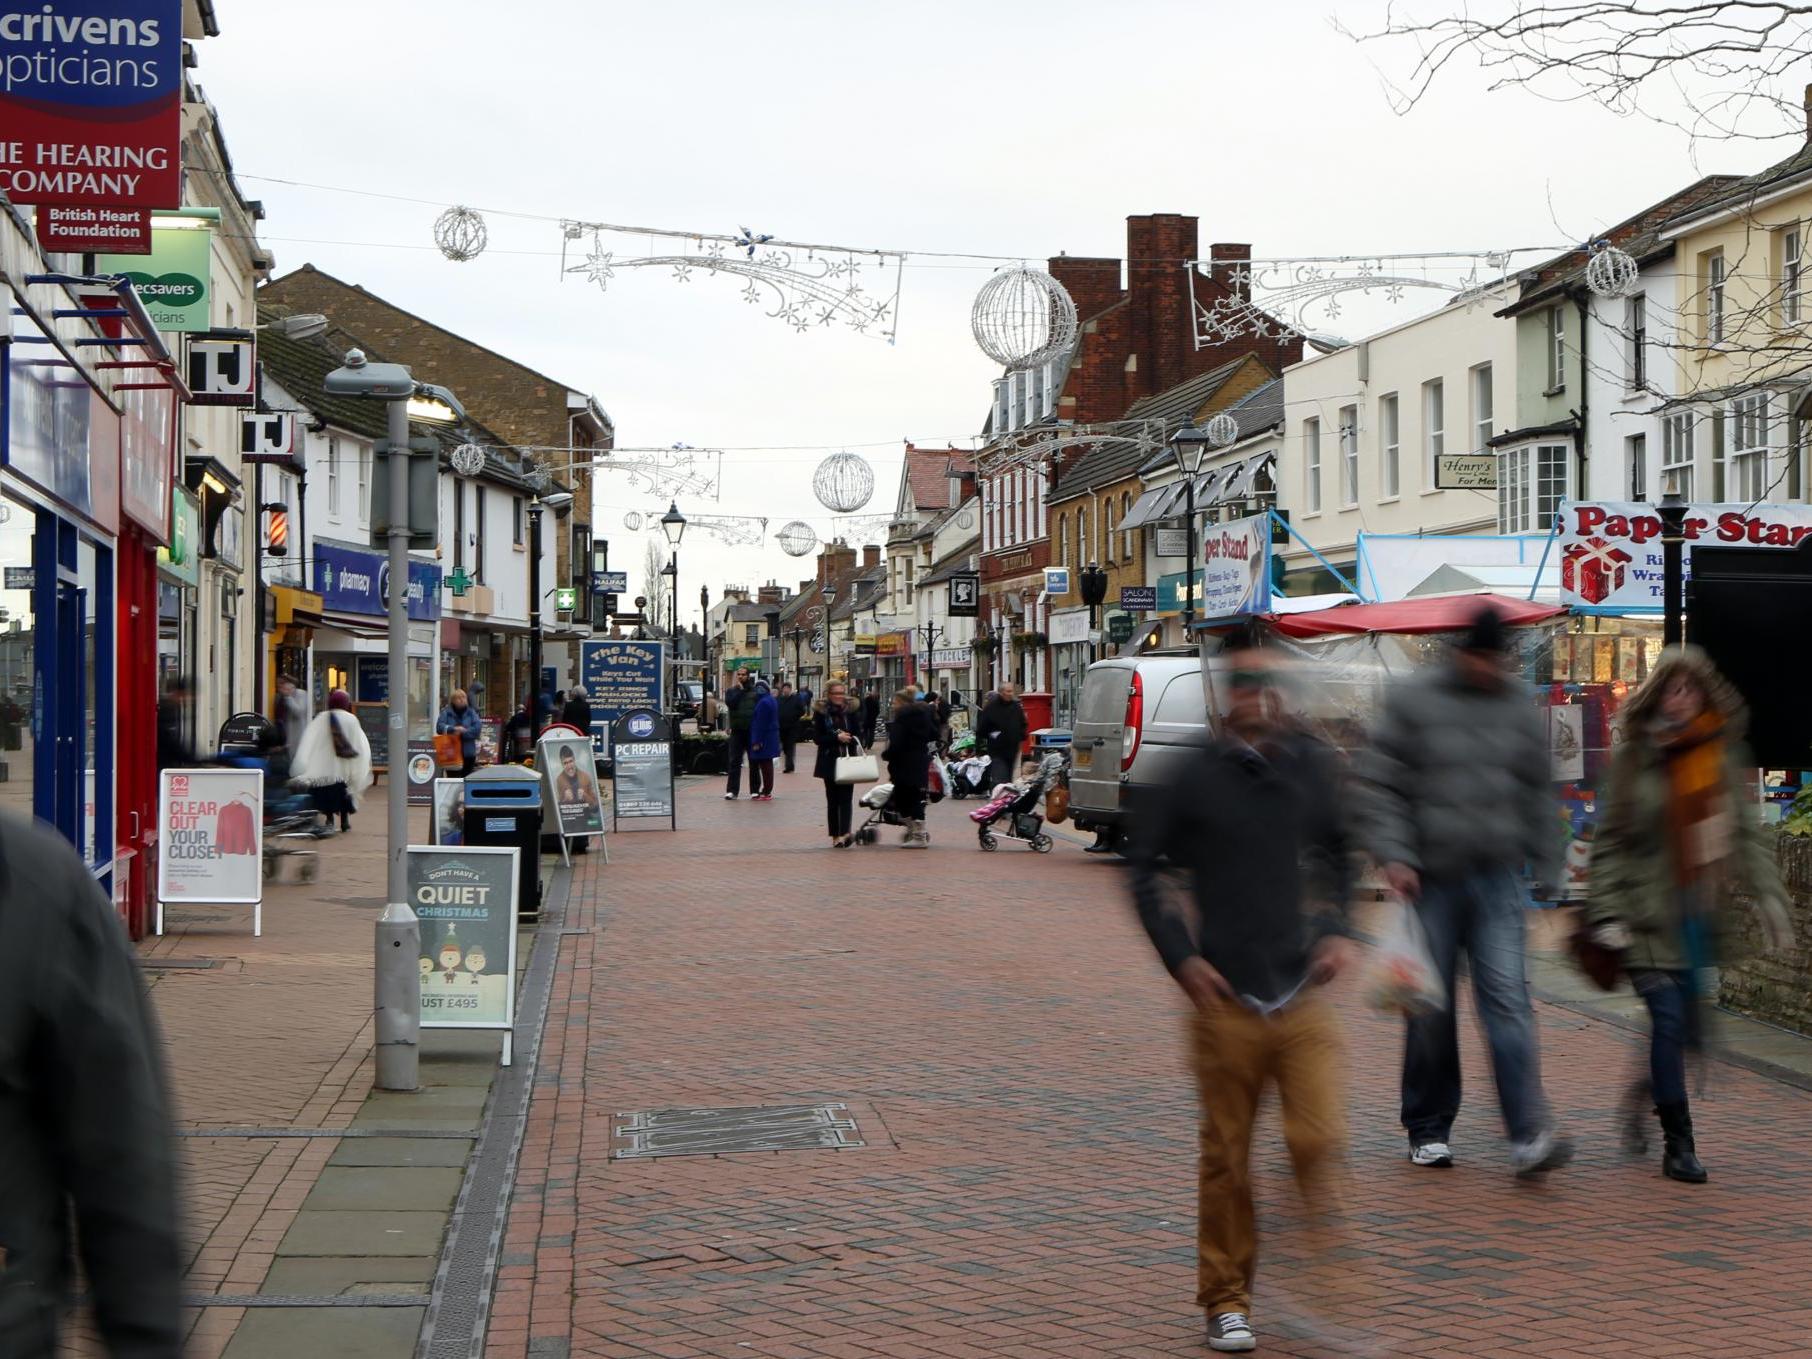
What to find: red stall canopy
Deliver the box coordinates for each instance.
[1267,593,1564,639]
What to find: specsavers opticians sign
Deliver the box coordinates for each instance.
[97,222,210,331]
[0,2,183,208]
[1558,501,1812,610]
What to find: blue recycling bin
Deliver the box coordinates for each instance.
[1031,727,1073,752]
[461,765,542,915]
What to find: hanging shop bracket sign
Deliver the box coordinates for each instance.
[1557,500,1812,611]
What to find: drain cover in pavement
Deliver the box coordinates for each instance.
[612,1103,864,1159]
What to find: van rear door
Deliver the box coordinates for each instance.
[1069,664,1130,820]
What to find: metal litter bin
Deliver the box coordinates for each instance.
[461,765,542,916]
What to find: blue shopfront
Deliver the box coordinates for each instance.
[309,539,441,773]
[1,275,125,881]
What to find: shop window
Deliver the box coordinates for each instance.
[0,495,35,819]
[1498,443,1568,533]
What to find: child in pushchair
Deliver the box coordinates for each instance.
[968,751,1064,853]
[849,758,947,847]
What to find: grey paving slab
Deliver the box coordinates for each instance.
[358,1084,491,1117]
[261,1256,438,1295]
[277,1210,448,1258]
[328,1136,475,1168]
[221,1305,424,1359]
[304,1167,464,1212]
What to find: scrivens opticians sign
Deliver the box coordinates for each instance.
[0,2,183,207]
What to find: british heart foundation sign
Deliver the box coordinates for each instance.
[0,2,184,209]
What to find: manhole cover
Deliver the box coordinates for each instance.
[144,957,223,970]
[612,1103,864,1159]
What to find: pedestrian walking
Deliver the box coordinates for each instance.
[723,669,756,799]
[503,701,534,764]
[436,688,483,777]
[1128,635,1357,1354]
[1357,603,1571,1177]
[884,687,937,847]
[1584,646,1793,1183]
[777,681,805,773]
[975,683,1027,788]
[747,679,780,800]
[156,675,196,771]
[814,680,860,847]
[859,689,881,747]
[562,685,593,733]
[274,674,308,753]
[934,688,953,753]
[292,689,373,835]
[0,814,184,1358]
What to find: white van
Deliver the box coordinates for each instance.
[1067,652,1209,852]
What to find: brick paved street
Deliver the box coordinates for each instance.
[494,773,1812,1359]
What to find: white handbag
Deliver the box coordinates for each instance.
[834,740,881,785]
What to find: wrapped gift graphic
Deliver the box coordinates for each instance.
[1560,535,1632,605]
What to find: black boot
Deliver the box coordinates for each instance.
[1656,1100,1708,1183]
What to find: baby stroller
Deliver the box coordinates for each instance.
[945,750,992,799]
[850,781,906,846]
[219,731,325,882]
[968,752,1065,853]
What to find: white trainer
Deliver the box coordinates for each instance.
[1409,1141,1454,1168]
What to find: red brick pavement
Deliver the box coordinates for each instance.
[492,773,1812,1358]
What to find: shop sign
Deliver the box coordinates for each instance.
[210,503,243,571]
[853,633,877,655]
[1119,585,1158,612]
[948,572,979,616]
[119,379,173,539]
[313,542,440,621]
[3,567,31,591]
[242,412,301,463]
[186,330,255,406]
[597,570,628,594]
[1435,453,1499,490]
[157,768,264,924]
[4,304,96,516]
[930,647,970,669]
[612,708,676,826]
[157,486,200,586]
[1558,500,1812,610]
[539,730,605,839]
[874,632,910,658]
[410,846,519,1032]
[1048,609,1091,645]
[1153,526,1190,558]
[39,204,150,253]
[0,1,183,208]
[578,639,664,722]
[97,223,211,330]
[1043,566,1071,595]
[355,655,388,704]
[1198,513,1272,620]
[1108,613,1137,644]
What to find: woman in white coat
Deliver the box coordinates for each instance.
[291,688,373,834]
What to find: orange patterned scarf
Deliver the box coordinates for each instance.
[1660,710,1730,886]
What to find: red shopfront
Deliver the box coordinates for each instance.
[79,279,185,939]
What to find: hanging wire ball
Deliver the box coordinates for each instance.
[1205,412,1240,448]
[623,511,644,531]
[1584,243,1639,299]
[970,267,1079,370]
[812,451,875,513]
[777,520,819,557]
[433,206,488,263]
[450,442,486,477]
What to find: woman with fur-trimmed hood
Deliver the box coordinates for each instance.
[1586,645,1792,1184]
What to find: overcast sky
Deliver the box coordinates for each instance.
[197,0,1789,628]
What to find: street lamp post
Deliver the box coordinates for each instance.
[1171,418,1213,638]
[1658,489,1690,646]
[323,350,463,1093]
[1078,561,1108,664]
[786,626,806,684]
[528,490,576,743]
[918,622,943,693]
[661,502,687,710]
[821,579,838,683]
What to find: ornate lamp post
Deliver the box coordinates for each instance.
[1658,489,1689,646]
[1078,561,1108,663]
[661,502,686,708]
[1170,418,1213,637]
[821,579,838,680]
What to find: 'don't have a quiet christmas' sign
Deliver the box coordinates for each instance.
[1556,501,1812,610]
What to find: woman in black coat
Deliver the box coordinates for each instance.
[812,680,861,847]
[884,688,938,848]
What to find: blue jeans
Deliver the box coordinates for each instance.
[1401,871,1546,1146]
[1632,970,1698,1106]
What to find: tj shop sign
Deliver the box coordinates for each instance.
[1557,501,1812,610]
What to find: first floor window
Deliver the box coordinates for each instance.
[1304,418,1322,512]
[1498,443,1569,533]
[1728,392,1770,501]
[1626,434,1647,501]
[1338,405,1359,506]
[1379,392,1400,498]
[1662,413,1695,499]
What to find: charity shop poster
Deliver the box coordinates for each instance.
[408,846,518,1030]
[157,767,263,903]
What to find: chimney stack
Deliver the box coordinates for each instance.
[1048,253,1124,322]
[862,544,882,569]
[1125,213,1201,398]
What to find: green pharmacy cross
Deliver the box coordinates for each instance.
[555,587,577,613]
[445,567,473,598]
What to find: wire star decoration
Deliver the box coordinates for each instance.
[581,246,615,290]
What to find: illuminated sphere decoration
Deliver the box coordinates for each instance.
[971,266,1079,370]
[433,205,489,263]
[623,511,644,531]
[450,442,486,477]
[1584,244,1638,299]
[1205,412,1240,448]
[777,520,818,556]
[811,451,875,513]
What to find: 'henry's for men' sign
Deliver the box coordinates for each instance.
[1557,501,1812,610]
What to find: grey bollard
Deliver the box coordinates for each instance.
[374,902,422,1091]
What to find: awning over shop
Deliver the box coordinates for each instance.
[1118,484,1175,532]
[1266,593,1564,639]
[1120,451,1281,531]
